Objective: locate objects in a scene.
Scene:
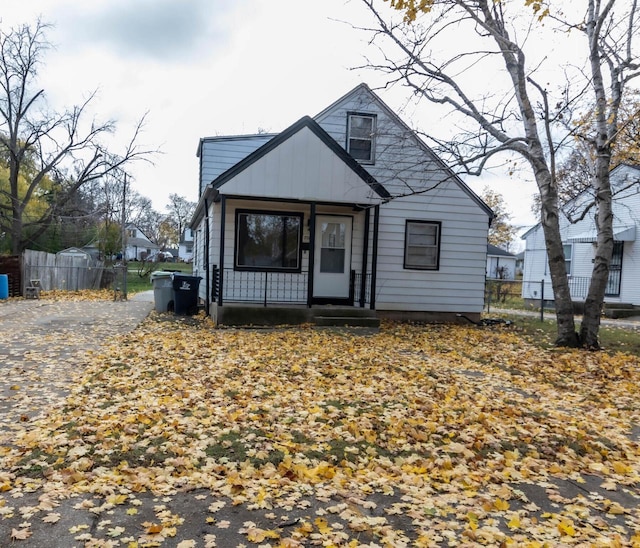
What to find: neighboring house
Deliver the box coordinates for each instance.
[124,224,159,261]
[522,163,640,307]
[514,251,524,277]
[191,84,493,325]
[486,244,517,280]
[178,228,194,262]
[56,247,92,262]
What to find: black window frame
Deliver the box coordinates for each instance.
[234,209,303,273]
[403,220,442,271]
[346,112,376,165]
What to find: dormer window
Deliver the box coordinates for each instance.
[347,113,376,164]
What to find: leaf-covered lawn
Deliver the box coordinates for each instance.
[1,315,639,546]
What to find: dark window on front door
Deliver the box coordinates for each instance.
[605,242,623,296]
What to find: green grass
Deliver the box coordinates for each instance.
[500,313,640,355]
[124,261,193,294]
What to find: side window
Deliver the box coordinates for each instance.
[563,243,572,275]
[404,220,441,270]
[347,113,376,164]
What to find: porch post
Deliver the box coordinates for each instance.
[370,204,380,310]
[204,198,210,315]
[218,195,226,307]
[307,202,316,308]
[360,207,370,308]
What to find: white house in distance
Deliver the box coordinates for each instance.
[486,244,517,280]
[124,224,159,261]
[190,84,493,325]
[178,228,194,262]
[521,164,640,315]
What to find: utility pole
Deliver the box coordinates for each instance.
[120,173,128,300]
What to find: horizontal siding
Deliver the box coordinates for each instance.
[200,136,274,193]
[374,189,489,313]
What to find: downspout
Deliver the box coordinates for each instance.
[370,204,380,310]
[204,197,210,316]
[360,207,370,308]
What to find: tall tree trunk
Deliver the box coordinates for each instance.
[536,163,580,347]
[579,0,618,349]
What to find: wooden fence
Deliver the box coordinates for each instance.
[0,255,22,297]
[22,250,105,292]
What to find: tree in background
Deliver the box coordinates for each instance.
[359,0,639,348]
[0,20,155,254]
[481,187,517,251]
[165,193,196,246]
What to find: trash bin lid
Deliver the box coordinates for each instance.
[150,271,173,281]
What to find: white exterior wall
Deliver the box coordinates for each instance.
[522,165,640,304]
[375,190,489,313]
[486,256,517,279]
[316,85,491,313]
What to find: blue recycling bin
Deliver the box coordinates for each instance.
[171,274,201,315]
[0,274,8,300]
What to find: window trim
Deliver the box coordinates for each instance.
[403,220,441,271]
[234,209,303,273]
[346,112,376,165]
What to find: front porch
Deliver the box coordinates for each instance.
[209,267,378,326]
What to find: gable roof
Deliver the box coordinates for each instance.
[210,115,391,199]
[316,83,494,219]
[487,244,516,257]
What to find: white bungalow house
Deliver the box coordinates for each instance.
[123,224,159,261]
[486,244,517,280]
[190,84,493,325]
[178,228,194,262]
[521,163,640,312]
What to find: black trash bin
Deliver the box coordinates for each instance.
[171,274,202,315]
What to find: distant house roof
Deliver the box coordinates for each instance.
[56,247,91,259]
[487,244,517,257]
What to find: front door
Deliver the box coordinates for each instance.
[313,215,352,300]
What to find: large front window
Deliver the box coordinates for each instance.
[404,220,441,270]
[235,210,302,271]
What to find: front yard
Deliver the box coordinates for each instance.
[1,310,639,546]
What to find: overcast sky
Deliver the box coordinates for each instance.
[2,0,539,234]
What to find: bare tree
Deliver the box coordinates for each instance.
[357,0,639,348]
[166,193,196,243]
[0,20,156,254]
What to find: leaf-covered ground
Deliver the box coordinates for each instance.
[1,312,639,546]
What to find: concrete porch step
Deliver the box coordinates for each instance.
[314,315,381,328]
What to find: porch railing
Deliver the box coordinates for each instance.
[211,267,371,307]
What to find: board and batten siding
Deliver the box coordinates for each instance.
[375,190,489,313]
